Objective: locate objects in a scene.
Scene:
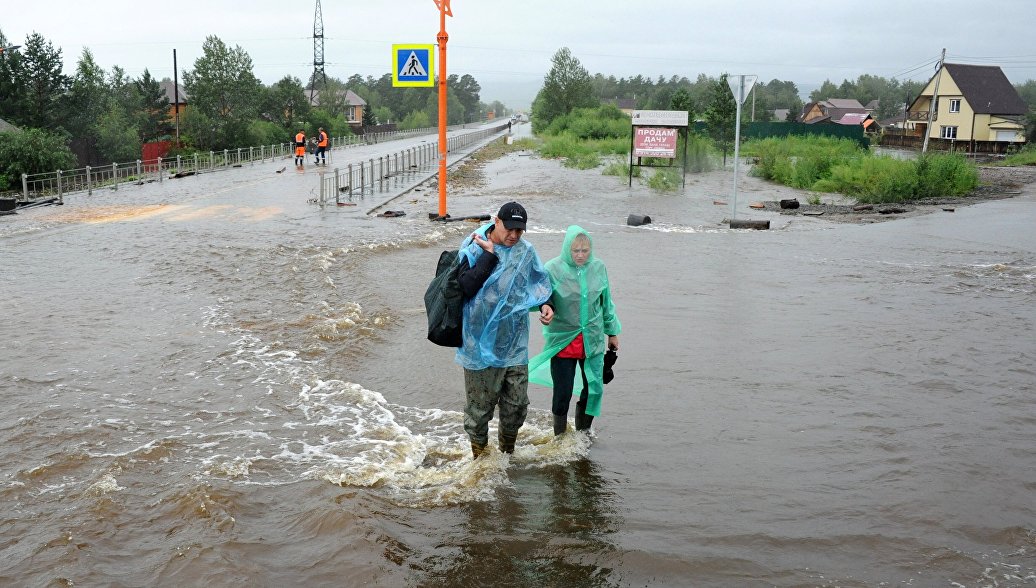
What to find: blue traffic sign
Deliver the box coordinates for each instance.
[392,44,435,87]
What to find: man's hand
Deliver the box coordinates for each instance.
[539,304,554,325]
[472,232,494,254]
[607,335,619,351]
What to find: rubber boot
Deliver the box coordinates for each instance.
[553,414,567,436]
[471,442,487,459]
[498,431,518,454]
[575,413,594,431]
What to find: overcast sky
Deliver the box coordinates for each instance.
[5,0,1036,107]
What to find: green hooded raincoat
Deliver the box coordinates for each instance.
[529,226,621,416]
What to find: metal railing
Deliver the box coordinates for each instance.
[314,122,511,207]
[15,122,486,203]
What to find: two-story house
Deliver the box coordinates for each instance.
[907,63,1027,152]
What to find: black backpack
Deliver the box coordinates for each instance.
[424,250,464,347]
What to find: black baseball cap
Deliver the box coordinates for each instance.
[497,201,528,230]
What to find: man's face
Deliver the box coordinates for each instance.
[493,217,524,247]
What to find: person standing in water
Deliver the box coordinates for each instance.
[456,202,554,458]
[529,225,621,435]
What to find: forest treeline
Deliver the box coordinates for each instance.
[0,30,509,189]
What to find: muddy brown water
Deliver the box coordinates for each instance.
[2,132,1035,586]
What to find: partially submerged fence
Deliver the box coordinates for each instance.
[314,122,511,207]
[15,122,483,203]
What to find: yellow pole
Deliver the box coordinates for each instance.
[435,0,452,218]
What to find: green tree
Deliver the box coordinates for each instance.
[182,35,263,149]
[450,73,481,121]
[362,104,378,126]
[263,75,310,131]
[531,47,597,131]
[18,32,67,129]
[0,29,26,123]
[135,69,170,142]
[0,128,77,189]
[704,74,737,165]
[94,102,141,163]
[1016,80,1036,109]
[64,49,107,140]
[399,110,430,130]
[669,88,696,125]
[808,79,840,103]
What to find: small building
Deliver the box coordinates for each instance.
[159,78,188,121]
[606,97,637,116]
[800,98,868,124]
[0,117,20,134]
[907,62,1027,151]
[308,89,367,127]
[835,112,880,133]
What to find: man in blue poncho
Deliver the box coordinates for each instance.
[456,202,554,458]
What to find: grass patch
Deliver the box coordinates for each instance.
[647,168,682,191]
[602,160,640,177]
[746,135,978,202]
[999,144,1036,166]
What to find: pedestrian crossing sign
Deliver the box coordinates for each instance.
[392,44,435,87]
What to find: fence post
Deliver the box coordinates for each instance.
[237,148,241,164]
[21,173,28,200]
[136,160,141,179]
[347,164,353,197]
[57,170,64,200]
[177,155,182,174]
[223,149,229,168]
[112,163,118,190]
[360,161,365,196]
[334,168,340,204]
[318,170,325,205]
[249,147,254,165]
[158,157,163,182]
[210,151,214,170]
[194,153,199,174]
[86,166,92,195]
[379,156,384,192]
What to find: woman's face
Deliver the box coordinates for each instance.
[570,237,591,266]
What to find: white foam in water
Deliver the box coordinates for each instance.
[188,287,591,507]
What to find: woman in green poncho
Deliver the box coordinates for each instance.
[529,225,621,435]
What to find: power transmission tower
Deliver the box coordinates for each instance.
[310,0,327,104]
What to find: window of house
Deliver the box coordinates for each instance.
[941,126,958,139]
[949,99,961,113]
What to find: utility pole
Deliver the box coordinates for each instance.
[434,0,452,218]
[922,48,945,154]
[173,49,180,144]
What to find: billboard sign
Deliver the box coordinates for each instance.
[633,127,678,158]
[631,110,689,127]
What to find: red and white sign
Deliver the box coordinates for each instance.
[633,127,678,158]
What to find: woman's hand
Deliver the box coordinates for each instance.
[539,304,554,325]
[607,335,619,351]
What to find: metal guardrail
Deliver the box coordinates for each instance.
[314,123,511,207]
[15,122,484,203]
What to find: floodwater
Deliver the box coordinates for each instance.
[2,128,1035,587]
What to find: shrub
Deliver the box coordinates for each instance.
[647,168,681,191]
[914,153,978,198]
[1000,144,1036,166]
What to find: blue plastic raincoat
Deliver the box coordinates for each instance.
[454,223,552,370]
[529,225,621,416]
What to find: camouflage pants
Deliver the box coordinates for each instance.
[463,365,529,447]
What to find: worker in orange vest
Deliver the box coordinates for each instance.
[315,127,329,165]
[294,129,307,167]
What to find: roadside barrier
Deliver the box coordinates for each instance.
[15,122,487,203]
[315,122,510,207]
